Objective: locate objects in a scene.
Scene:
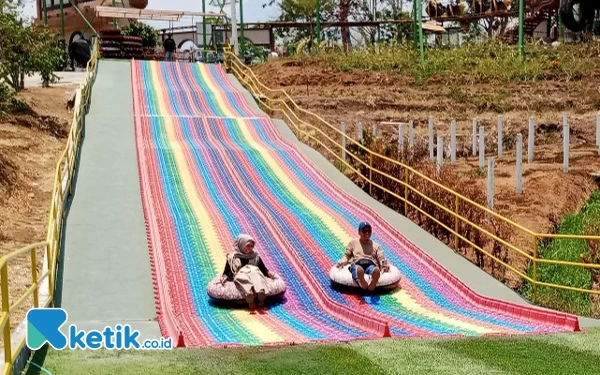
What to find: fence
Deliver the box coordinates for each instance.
[375,111,600,206]
[224,46,600,306]
[0,39,100,375]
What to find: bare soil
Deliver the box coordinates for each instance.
[252,59,600,286]
[0,85,76,338]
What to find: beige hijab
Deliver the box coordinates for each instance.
[227,233,259,274]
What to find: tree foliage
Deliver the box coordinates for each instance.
[122,22,160,48]
[262,0,416,50]
[264,0,337,44]
[0,3,65,91]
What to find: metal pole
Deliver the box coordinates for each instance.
[516,133,523,194]
[472,119,477,156]
[231,0,238,55]
[112,0,116,29]
[516,134,523,194]
[451,120,456,165]
[203,0,207,60]
[410,0,417,50]
[558,13,564,42]
[563,112,569,173]
[240,0,245,52]
[43,0,47,25]
[528,116,534,163]
[518,0,524,56]
[71,4,98,35]
[358,122,363,141]
[60,0,65,40]
[596,112,600,150]
[428,117,434,161]
[341,122,346,161]
[437,136,443,176]
[479,126,485,169]
[497,115,503,158]
[399,123,404,151]
[417,0,424,63]
[487,157,495,209]
[316,0,322,44]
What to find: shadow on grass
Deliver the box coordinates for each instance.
[23,344,49,375]
[18,343,389,375]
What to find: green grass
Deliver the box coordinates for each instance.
[22,329,600,375]
[294,40,600,86]
[521,190,600,317]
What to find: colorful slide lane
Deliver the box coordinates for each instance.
[130,59,579,347]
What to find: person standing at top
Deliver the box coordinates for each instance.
[163,34,176,61]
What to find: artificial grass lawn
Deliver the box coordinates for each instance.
[23,328,600,375]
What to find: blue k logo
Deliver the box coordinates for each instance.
[26,308,68,350]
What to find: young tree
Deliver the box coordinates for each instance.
[0,3,65,90]
[265,0,337,47]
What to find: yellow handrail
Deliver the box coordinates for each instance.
[224,46,600,304]
[0,38,100,375]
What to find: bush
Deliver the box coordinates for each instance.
[0,82,29,117]
[121,22,160,48]
[0,82,14,116]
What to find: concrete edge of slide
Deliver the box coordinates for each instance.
[58,60,161,339]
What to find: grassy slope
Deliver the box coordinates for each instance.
[301,41,600,86]
[521,191,600,316]
[23,328,600,375]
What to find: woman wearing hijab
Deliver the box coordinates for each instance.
[220,233,277,309]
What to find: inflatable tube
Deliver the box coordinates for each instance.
[329,264,401,290]
[207,276,287,302]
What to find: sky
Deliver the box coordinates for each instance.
[19,0,282,29]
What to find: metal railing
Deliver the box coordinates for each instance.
[223,46,600,303]
[0,38,100,375]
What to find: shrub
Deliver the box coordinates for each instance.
[0,82,29,117]
[121,22,160,48]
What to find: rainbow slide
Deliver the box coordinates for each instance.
[129,60,579,347]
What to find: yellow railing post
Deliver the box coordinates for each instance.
[454,196,459,251]
[53,217,59,259]
[314,116,319,148]
[341,131,344,161]
[57,164,63,194]
[31,247,39,308]
[2,264,12,370]
[291,105,300,138]
[369,153,373,196]
[404,168,409,216]
[46,242,53,304]
[295,107,300,140]
[533,236,539,303]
